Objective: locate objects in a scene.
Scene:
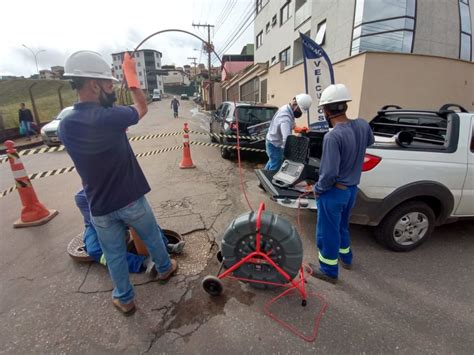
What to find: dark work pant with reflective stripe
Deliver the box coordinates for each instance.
[315,185,358,278]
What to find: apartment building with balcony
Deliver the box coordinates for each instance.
[224,0,473,121]
[112,49,164,94]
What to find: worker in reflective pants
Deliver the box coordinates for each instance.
[309,84,374,284]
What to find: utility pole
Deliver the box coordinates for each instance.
[187,56,198,95]
[192,23,214,110]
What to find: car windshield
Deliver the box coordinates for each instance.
[235,107,277,124]
[56,107,73,120]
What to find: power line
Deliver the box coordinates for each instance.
[215,6,255,59]
[215,0,238,31]
[215,2,254,52]
[214,1,253,41]
[214,0,232,29]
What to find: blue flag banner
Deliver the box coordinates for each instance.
[300,32,335,130]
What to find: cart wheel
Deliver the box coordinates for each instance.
[202,275,223,296]
[216,250,223,263]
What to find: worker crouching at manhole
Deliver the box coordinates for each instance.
[74,189,185,272]
[59,50,179,315]
[309,84,374,284]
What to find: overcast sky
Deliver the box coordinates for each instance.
[0,0,254,77]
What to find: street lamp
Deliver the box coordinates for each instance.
[22,44,46,76]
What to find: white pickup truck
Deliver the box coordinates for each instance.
[256,104,474,251]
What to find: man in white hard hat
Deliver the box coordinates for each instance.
[309,84,374,284]
[264,93,312,171]
[59,51,178,315]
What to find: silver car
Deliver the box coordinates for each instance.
[40,106,73,147]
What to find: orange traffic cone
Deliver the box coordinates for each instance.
[179,123,196,169]
[4,140,58,228]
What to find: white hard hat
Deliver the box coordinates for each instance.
[319,84,352,107]
[295,93,312,111]
[64,50,118,81]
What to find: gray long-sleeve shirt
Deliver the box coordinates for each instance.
[314,118,375,194]
[265,104,295,148]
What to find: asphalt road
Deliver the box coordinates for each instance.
[0,98,473,353]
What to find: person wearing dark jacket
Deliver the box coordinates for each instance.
[18,103,37,140]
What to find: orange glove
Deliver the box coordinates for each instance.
[122,53,140,89]
[294,126,309,134]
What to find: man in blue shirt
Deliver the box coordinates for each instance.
[265,93,312,171]
[60,51,177,315]
[309,84,374,284]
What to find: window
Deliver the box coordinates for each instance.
[459,1,472,61]
[271,56,277,65]
[272,15,277,27]
[256,31,263,48]
[240,77,260,102]
[140,81,143,85]
[260,79,267,103]
[315,20,326,45]
[139,71,142,76]
[279,47,291,68]
[295,0,306,12]
[137,62,141,67]
[351,0,416,56]
[280,1,291,26]
[266,22,270,33]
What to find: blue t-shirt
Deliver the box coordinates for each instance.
[59,102,150,216]
[315,118,374,194]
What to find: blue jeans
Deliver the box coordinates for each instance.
[316,186,358,278]
[264,140,284,171]
[75,190,147,273]
[91,196,172,304]
[20,121,36,137]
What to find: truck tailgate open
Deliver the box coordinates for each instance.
[255,169,317,210]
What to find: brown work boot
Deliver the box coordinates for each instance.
[112,299,136,315]
[156,259,178,281]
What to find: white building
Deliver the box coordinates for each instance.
[112,49,164,94]
[254,0,474,68]
[39,69,55,80]
[221,0,473,120]
[162,69,191,86]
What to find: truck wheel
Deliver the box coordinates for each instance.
[220,210,303,289]
[220,145,233,159]
[375,201,435,252]
[209,123,217,142]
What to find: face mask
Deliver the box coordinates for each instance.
[293,108,303,118]
[98,86,117,108]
